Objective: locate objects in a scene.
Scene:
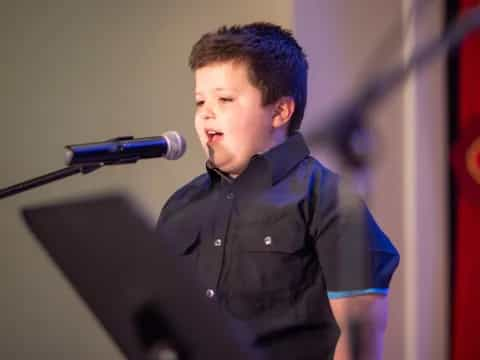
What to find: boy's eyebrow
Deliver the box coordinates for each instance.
[195,87,238,95]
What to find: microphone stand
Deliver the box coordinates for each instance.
[0,136,142,200]
[0,134,182,200]
[309,5,480,170]
[0,165,102,200]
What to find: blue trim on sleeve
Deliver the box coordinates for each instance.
[327,288,389,299]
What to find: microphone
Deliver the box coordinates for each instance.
[65,131,186,166]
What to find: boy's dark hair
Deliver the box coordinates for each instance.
[189,22,308,135]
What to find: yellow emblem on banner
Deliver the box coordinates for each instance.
[451,119,480,203]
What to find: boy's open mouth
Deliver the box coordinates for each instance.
[206,129,224,144]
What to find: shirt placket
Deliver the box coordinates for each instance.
[202,185,235,300]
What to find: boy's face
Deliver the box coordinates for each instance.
[194,61,280,177]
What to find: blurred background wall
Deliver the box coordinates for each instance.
[0,1,448,359]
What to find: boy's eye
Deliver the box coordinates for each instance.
[195,100,205,107]
[219,97,233,103]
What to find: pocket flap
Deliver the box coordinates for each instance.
[173,227,200,255]
[158,223,200,256]
[241,219,305,253]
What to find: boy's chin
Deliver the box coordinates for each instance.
[207,158,242,177]
[208,158,229,172]
[217,163,246,178]
[205,144,247,176]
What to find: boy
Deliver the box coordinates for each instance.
[157,23,399,360]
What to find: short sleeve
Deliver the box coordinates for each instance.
[311,169,400,299]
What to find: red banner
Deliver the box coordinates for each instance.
[451,1,480,359]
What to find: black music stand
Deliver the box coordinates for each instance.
[21,192,261,360]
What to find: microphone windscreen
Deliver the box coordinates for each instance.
[162,131,187,160]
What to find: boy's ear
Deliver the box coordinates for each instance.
[272,96,295,129]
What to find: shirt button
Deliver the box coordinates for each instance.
[264,236,272,246]
[226,192,234,200]
[214,238,222,247]
[206,289,215,298]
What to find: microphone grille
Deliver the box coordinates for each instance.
[162,131,187,160]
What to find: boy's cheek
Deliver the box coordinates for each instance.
[194,123,205,142]
[198,135,210,155]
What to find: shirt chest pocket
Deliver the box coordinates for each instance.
[169,226,201,256]
[232,217,315,295]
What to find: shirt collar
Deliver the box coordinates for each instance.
[206,160,234,184]
[206,132,310,186]
[260,132,310,184]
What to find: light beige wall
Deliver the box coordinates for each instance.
[0,1,291,359]
[294,1,448,360]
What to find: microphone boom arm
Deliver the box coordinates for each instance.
[0,165,102,200]
[310,5,480,169]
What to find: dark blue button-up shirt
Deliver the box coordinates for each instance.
[157,132,399,359]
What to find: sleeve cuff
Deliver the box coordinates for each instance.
[327,288,389,299]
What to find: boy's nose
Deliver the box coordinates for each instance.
[200,105,215,120]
